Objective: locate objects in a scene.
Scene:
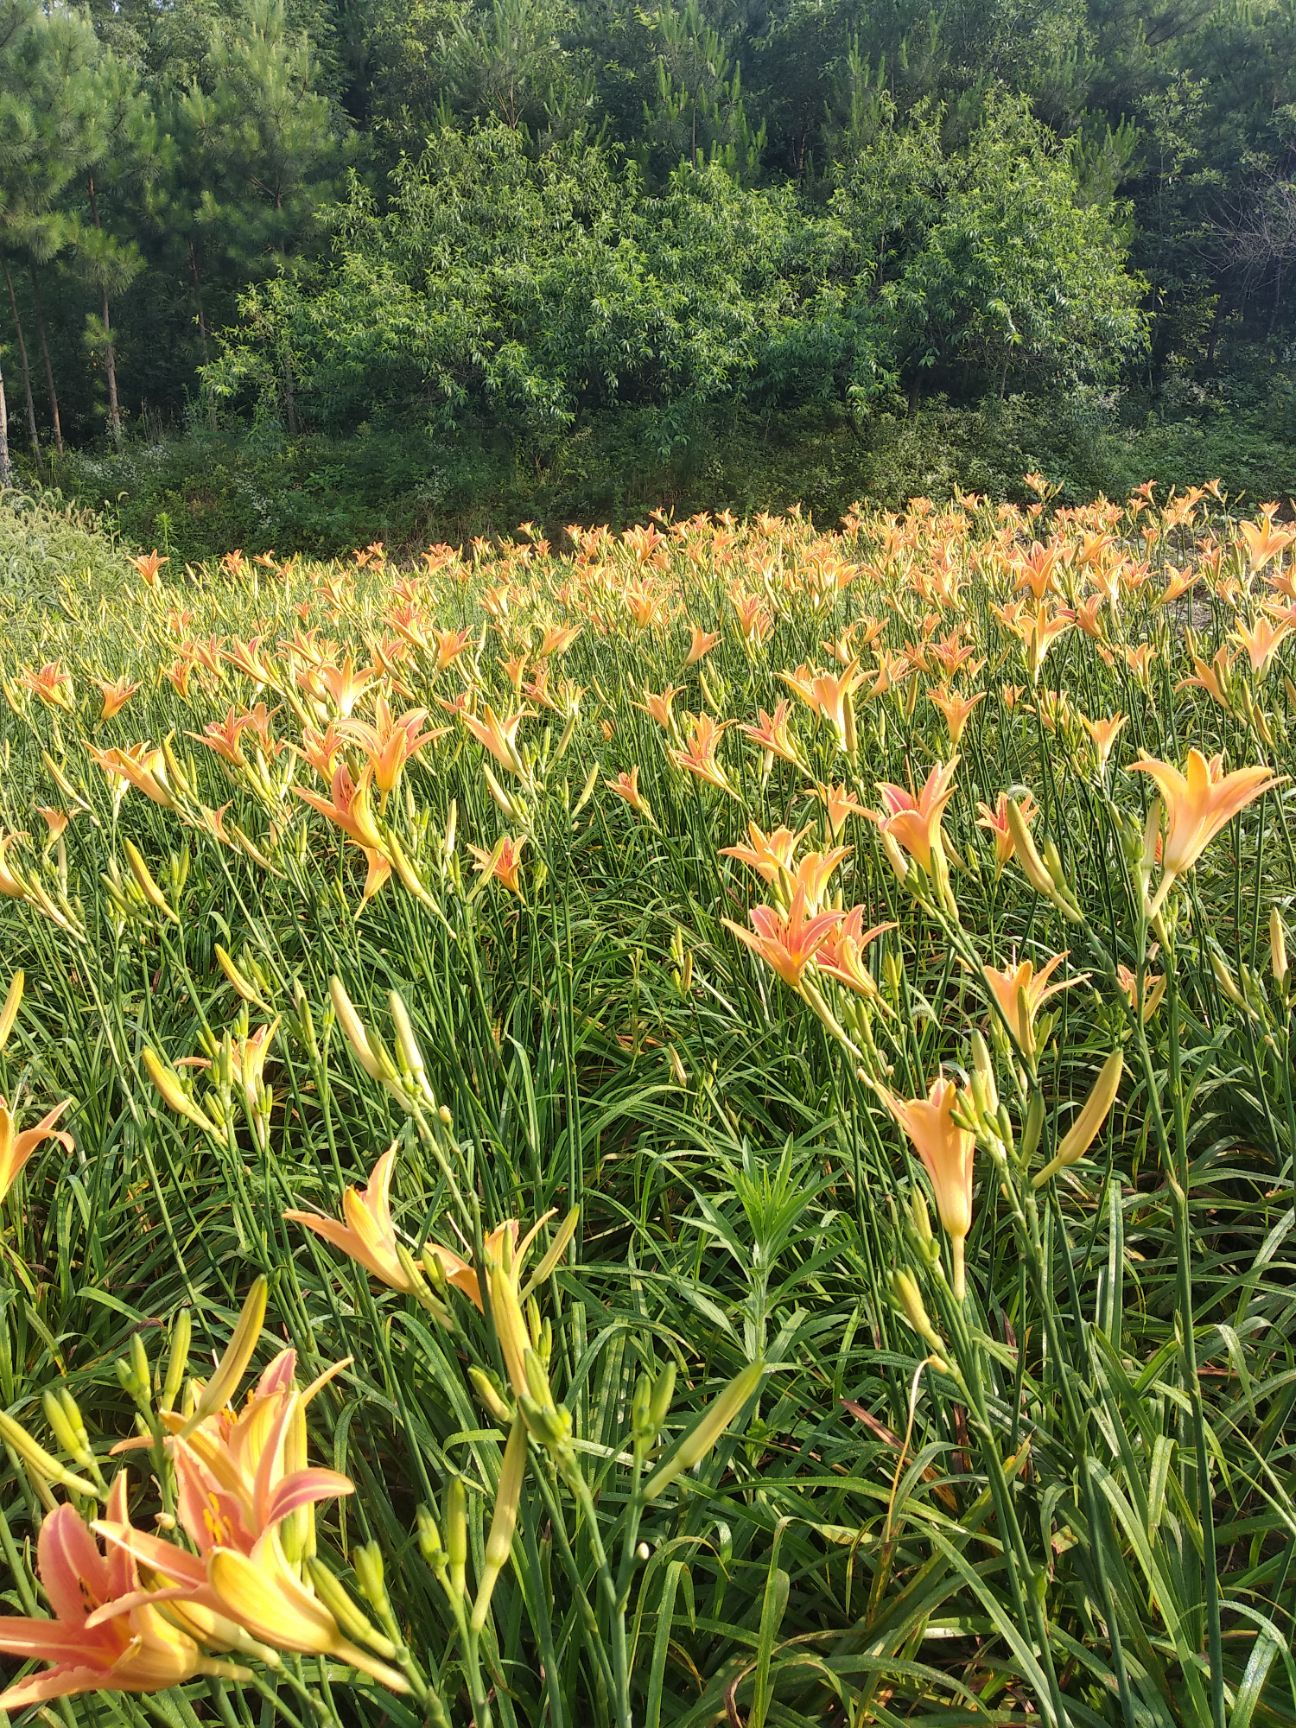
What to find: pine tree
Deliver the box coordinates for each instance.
[0,0,108,472]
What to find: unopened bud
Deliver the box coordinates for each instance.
[1209,948,1249,1010]
[0,971,22,1050]
[469,1367,512,1426]
[329,977,383,1080]
[162,1308,191,1413]
[890,1269,946,1359]
[0,1409,99,1498]
[642,1361,763,1501]
[471,1418,527,1633]
[307,1557,397,1658]
[123,840,177,922]
[444,1478,468,1602]
[1033,1049,1124,1186]
[1270,909,1289,992]
[42,1388,95,1471]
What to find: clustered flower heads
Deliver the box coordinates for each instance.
[0,1282,405,1709]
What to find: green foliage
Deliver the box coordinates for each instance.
[837,92,1147,398]
[0,0,1290,531]
[47,379,1296,562]
[205,125,862,446]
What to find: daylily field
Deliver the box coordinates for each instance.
[0,483,1294,1727]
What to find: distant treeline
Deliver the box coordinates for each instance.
[1,0,1293,535]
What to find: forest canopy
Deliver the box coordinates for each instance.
[1,0,1293,544]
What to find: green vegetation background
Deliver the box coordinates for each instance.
[2,0,1294,554]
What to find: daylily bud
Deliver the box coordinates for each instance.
[1270,909,1289,992]
[162,1307,192,1413]
[1033,1050,1124,1186]
[1006,798,1054,898]
[909,1185,933,1247]
[215,945,260,1002]
[642,1360,764,1501]
[648,1362,677,1439]
[329,977,383,1080]
[1209,948,1249,1010]
[471,1417,527,1633]
[519,1395,573,1451]
[352,1543,398,1641]
[123,840,178,922]
[42,1388,96,1472]
[522,1347,555,1412]
[969,1030,998,1118]
[416,1506,446,1578]
[0,970,22,1050]
[0,1408,99,1497]
[890,1269,946,1360]
[572,760,600,816]
[306,1559,398,1660]
[631,1372,654,1447]
[180,1277,268,1435]
[1019,1090,1046,1165]
[469,1366,513,1426]
[142,1047,220,1135]
[444,1478,468,1603]
[291,981,320,1063]
[389,990,432,1101]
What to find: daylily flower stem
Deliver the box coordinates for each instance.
[1162,955,1226,1728]
[562,1458,632,1728]
[940,1298,1069,1728]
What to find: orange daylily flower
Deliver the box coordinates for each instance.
[341,697,444,793]
[21,662,74,710]
[285,1145,414,1291]
[0,1478,213,1712]
[605,767,652,819]
[722,886,842,989]
[1176,645,1235,712]
[685,626,720,666]
[1079,712,1127,773]
[720,821,807,886]
[815,907,895,997]
[975,790,1038,873]
[96,676,140,721]
[1231,614,1292,677]
[462,703,527,776]
[928,685,986,746]
[430,626,474,670]
[816,782,869,840]
[1238,512,1294,572]
[1116,962,1167,1022]
[636,685,683,729]
[870,1074,975,1298]
[87,742,174,807]
[295,762,386,853]
[870,759,959,877]
[469,835,527,894]
[980,952,1085,1063]
[667,713,732,792]
[739,701,802,768]
[133,549,169,588]
[1131,748,1283,911]
[0,1096,73,1202]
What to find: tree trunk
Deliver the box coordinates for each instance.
[187,240,210,360]
[2,263,39,453]
[0,350,10,487]
[101,285,122,443]
[31,271,63,455]
[87,174,123,445]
